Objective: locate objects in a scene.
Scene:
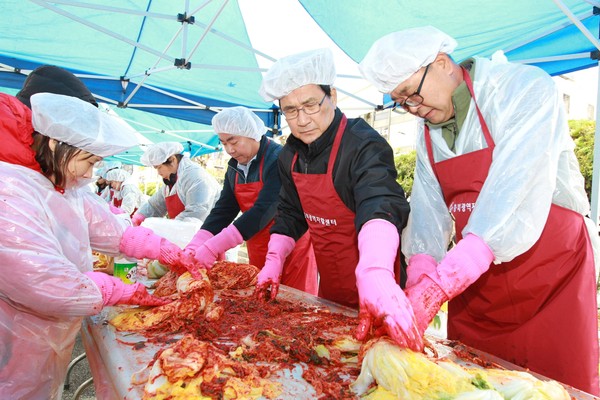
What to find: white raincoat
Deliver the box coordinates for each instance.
[99,185,111,203]
[402,55,599,272]
[0,162,129,399]
[114,180,147,215]
[138,155,220,223]
[107,169,147,216]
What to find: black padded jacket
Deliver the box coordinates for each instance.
[271,108,410,240]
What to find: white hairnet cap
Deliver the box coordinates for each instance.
[97,160,122,178]
[212,107,266,142]
[140,142,184,167]
[259,48,336,102]
[359,26,457,93]
[105,168,130,182]
[30,93,139,157]
[102,160,122,171]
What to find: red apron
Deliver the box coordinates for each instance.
[165,188,185,219]
[112,195,137,217]
[234,142,318,295]
[424,67,599,395]
[292,116,401,308]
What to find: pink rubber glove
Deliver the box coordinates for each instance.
[354,219,422,351]
[109,203,125,215]
[119,226,187,275]
[186,225,243,272]
[184,229,214,253]
[405,254,437,288]
[254,233,295,301]
[131,213,146,227]
[406,233,494,335]
[85,271,171,307]
[181,229,215,278]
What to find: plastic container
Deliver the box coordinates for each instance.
[113,256,138,284]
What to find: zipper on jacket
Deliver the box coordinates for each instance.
[228,164,246,183]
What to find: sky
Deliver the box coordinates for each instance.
[565,66,599,108]
[237,0,382,118]
[237,0,361,74]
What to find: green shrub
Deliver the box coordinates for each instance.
[569,120,595,200]
[140,181,159,197]
[395,150,417,197]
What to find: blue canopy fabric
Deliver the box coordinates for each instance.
[0,0,276,158]
[99,105,222,166]
[299,0,600,77]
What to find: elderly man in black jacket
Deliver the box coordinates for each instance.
[253,48,418,350]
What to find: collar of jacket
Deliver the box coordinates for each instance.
[287,108,343,160]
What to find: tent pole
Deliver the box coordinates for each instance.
[513,53,590,64]
[552,0,600,50]
[552,1,600,229]
[504,10,594,53]
[186,0,229,62]
[30,0,174,61]
[590,65,600,228]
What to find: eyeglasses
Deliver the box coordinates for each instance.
[281,94,327,120]
[392,63,430,112]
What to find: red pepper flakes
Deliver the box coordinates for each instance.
[130,292,361,398]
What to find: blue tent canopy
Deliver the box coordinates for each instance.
[0,0,278,158]
[299,0,600,76]
[99,105,223,165]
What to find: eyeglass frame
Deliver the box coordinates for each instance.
[392,63,431,112]
[281,94,328,120]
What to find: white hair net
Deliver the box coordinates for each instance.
[105,168,130,182]
[259,48,336,101]
[30,93,139,157]
[140,142,184,167]
[96,161,122,179]
[212,107,266,142]
[359,26,457,93]
[102,160,122,170]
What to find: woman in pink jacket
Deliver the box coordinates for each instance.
[0,92,186,399]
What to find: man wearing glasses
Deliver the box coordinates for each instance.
[254,48,416,350]
[360,26,599,395]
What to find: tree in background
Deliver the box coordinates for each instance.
[140,181,159,197]
[394,120,596,200]
[394,150,416,198]
[570,120,595,200]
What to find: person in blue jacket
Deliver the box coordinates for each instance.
[184,106,318,295]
